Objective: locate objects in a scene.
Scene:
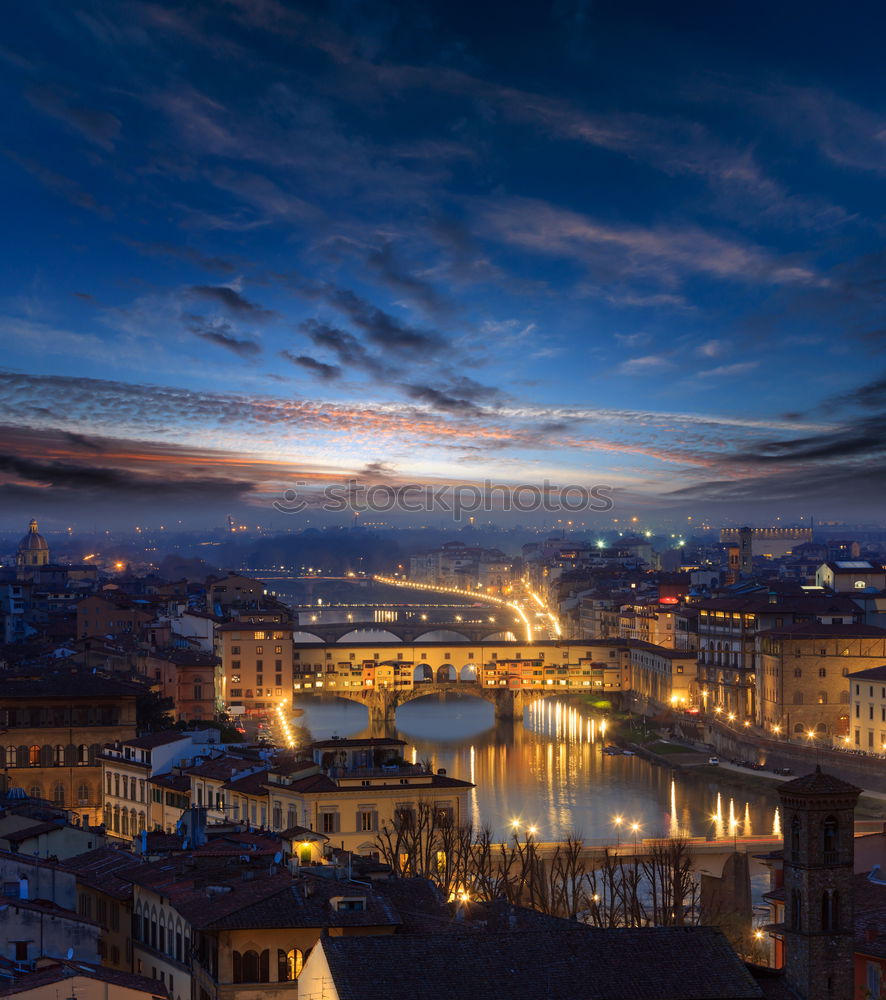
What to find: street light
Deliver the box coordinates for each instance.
[613,815,624,851]
[630,821,641,853]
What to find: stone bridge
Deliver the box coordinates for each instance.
[293,620,518,643]
[323,680,543,723]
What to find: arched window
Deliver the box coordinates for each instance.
[55,745,65,766]
[5,746,14,767]
[105,802,112,826]
[78,745,89,765]
[233,952,243,984]
[114,774,120,796]
[121,809,129,836]
[122,776,128,799]
[77,783,89,805]
[241,950,260,983]
[130,808,137,835]
[817,692,828,705]
[52,783,65,806]
[791,815,801,858]
[29,745,40,766]
[278,949,303,981]
[150,909,157,949]
[113,805,120,832]
[822,889,839,931]
[106,773,113,795]
[823,816,838,861]
[28,784,42,800]
[138,810,146,832]
[790,888,802,930]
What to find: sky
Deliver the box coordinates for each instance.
[2,0,886,530]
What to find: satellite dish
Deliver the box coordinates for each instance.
[273,851,282,865]
[66,947,74,960]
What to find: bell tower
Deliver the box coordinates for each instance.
[778,767,860,1000]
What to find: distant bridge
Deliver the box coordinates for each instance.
[291,620,519,644]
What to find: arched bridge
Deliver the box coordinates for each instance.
[293,620,518,643]
[327,679,536,724]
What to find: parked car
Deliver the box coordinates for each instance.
[708,756,719,765]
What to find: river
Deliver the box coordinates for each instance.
[290,692,783,846]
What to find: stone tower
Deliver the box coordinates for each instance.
[778,767,860,1000]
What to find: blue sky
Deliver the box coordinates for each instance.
[1,0,885,528]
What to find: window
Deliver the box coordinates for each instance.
[359,810,375,832]
[29,744,40,766]
[822,890,839,930]
[791,815,801,859]
[278,949,303,981]
[818,668,826,678]
[790,888,802,930]
[822,816,839,864]
[321,812,338,833]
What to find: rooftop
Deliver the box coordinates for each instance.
[316,925,763,1000]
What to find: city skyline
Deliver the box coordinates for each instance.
[2,1,886,527]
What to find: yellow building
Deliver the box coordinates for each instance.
[848,665,886,751]
[0,671,139,826]
[756,624,886,740]
[216,623,294,716]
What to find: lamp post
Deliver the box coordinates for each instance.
[613,815,623,852]
[630,821,641,855]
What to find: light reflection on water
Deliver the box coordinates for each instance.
[292,693,782,843]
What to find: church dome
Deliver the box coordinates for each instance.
[19,519,49,552]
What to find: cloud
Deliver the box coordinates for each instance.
[301,319,390,377]
[365,242,452,317]
[323,286,447,353]
[4,152,112,218]
[618,355,675,375]
[481,198,818,288]
[123,239,236,274]
[189,284,277,320]
[696,339,728,358]
[280,351,342,380]
[184,315,261,357]
[697,361,759,378]
[26,85,121,151]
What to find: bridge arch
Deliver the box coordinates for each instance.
[458,663,479,682]
[481,630,517,642]
[436,664,457,683]
[413,664,433,683]
[413,629,472,643]
[336,628,403,643]
[292,631,325,643]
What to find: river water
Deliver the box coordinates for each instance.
[291,692,783,846]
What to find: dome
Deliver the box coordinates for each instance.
[19,518,49,552]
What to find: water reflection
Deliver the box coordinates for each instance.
[292,693,783,842]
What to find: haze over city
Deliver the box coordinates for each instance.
[2,1,885,528]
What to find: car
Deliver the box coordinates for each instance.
[708,756,719,765]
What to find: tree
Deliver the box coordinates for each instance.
[136,689,175,732]
[375,804,699,926]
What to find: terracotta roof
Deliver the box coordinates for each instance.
[757,623,886,638]
[317,925,763,1000]
[0,960,167,999]
[184,755,261,780]
[62,847,143,900]
[222,769,270,796]
[118,732,194,750]
[848,665,886,681]
[778,766,861,798]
